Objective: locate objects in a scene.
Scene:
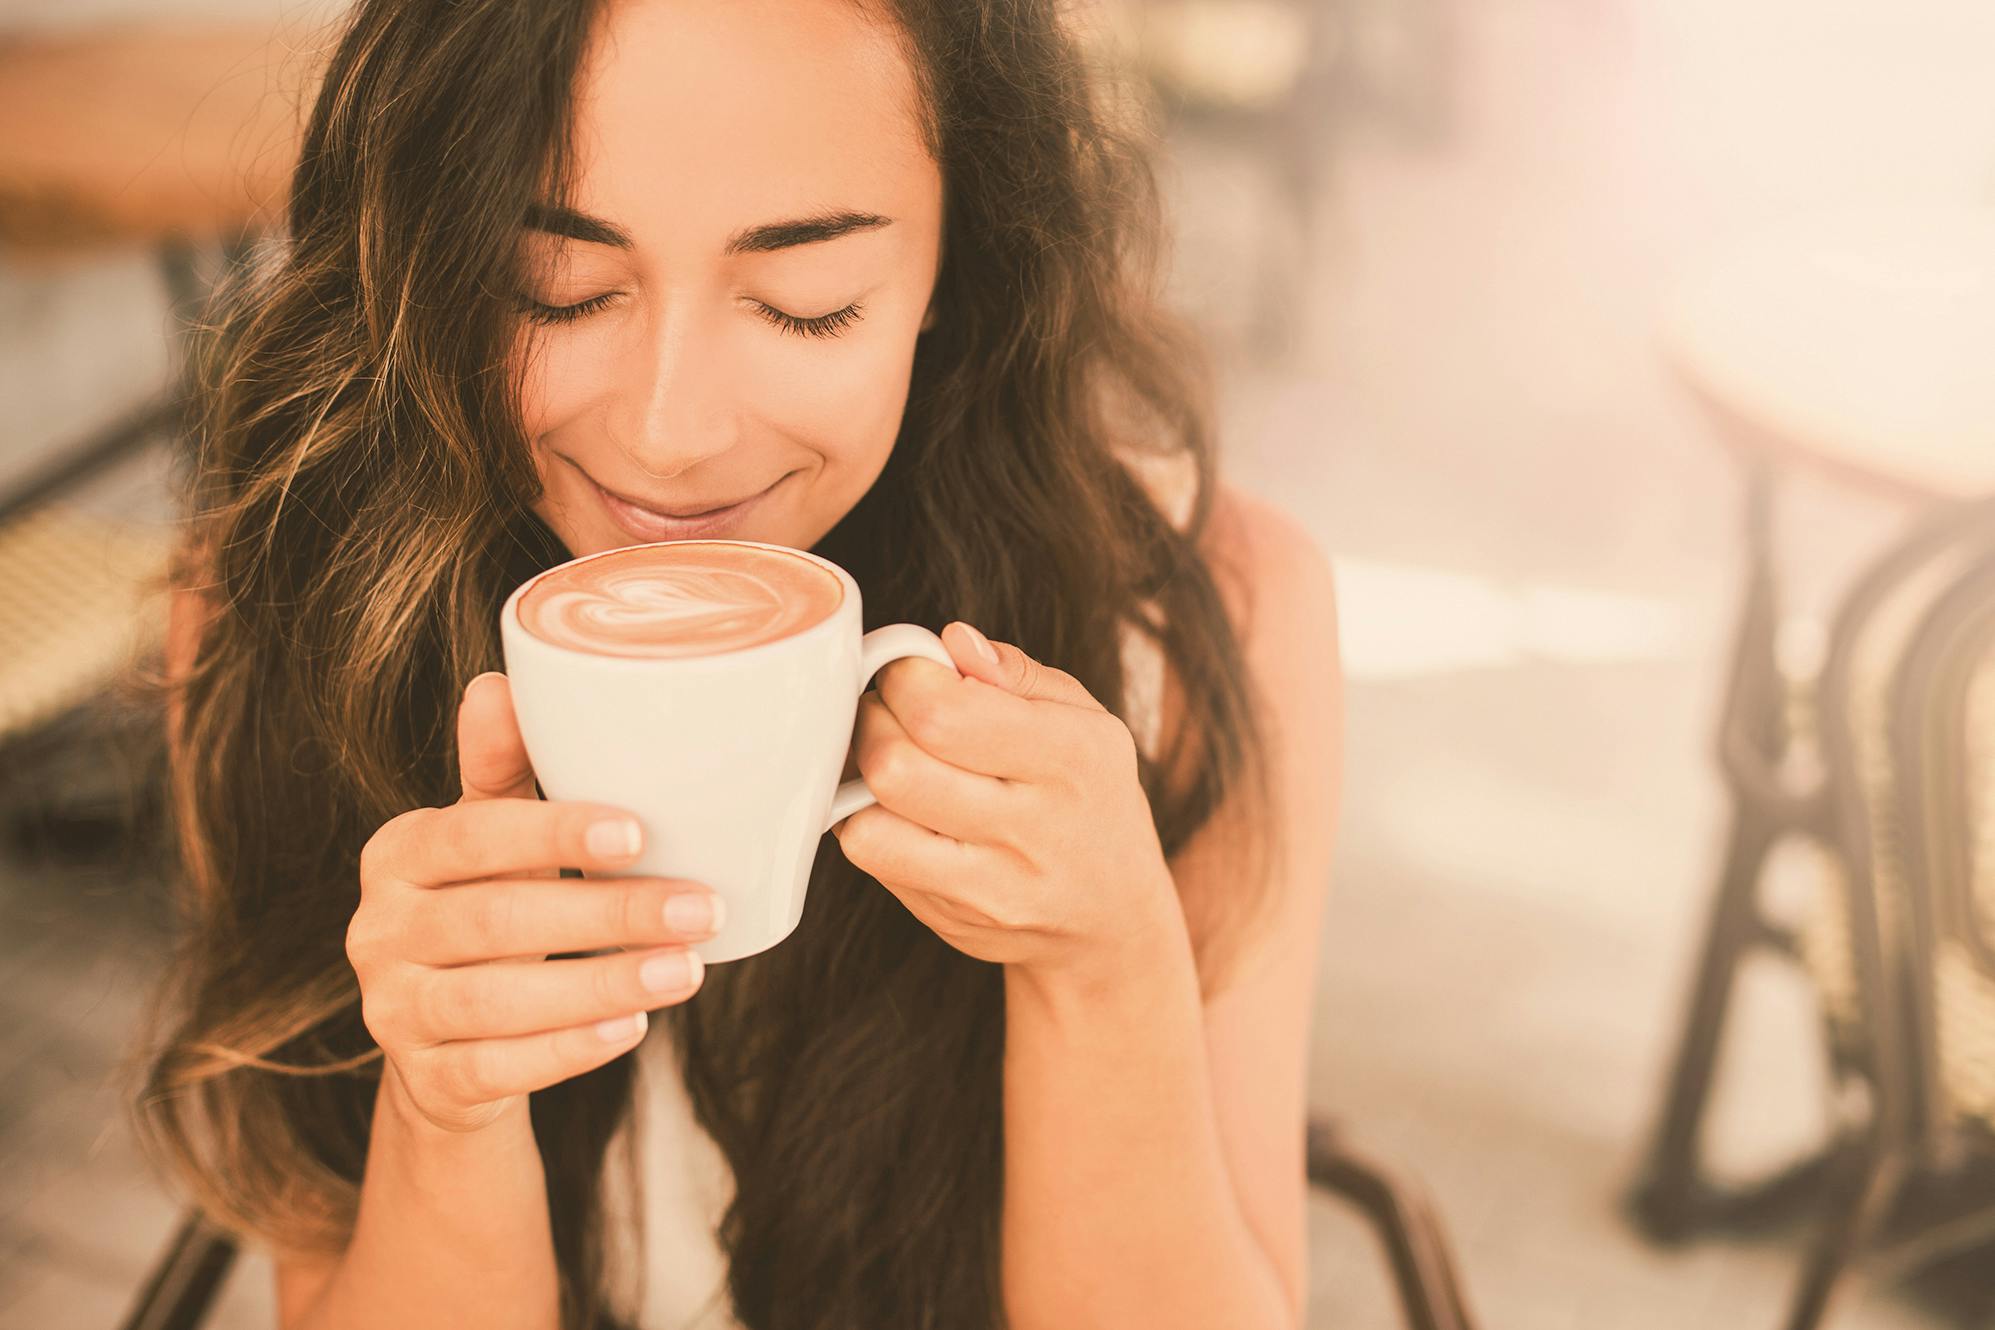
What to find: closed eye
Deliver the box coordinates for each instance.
[517,292,865,340]
[751,300,864,339]
[518,292,618,326]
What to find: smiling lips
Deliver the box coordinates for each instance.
[600,480,755,518]
[582,465,787,542]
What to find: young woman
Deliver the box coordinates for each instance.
[135,1,1341,1327]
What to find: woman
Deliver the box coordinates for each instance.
[135,1,1341,1327]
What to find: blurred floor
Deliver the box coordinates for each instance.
[5,0,1993,1327]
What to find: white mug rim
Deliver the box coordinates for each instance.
[501,537,860,671]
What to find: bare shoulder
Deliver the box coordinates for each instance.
[1160,483,1341,1002]
[1198,481,1340,683]
[1176,484,1341,1318]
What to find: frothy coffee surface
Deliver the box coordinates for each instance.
[518,542,843,659]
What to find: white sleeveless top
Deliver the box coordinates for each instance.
[612,449,1197,1329]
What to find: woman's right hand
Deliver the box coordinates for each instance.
[348,671,722,1134]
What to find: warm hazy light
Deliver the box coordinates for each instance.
[1335,558,1687,681]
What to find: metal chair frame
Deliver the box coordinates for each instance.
[0,238,212,530]
[1629,475,1995,1329]
[1308,1118,1480,1330]
[1891,550,1995,1150]
[116,1211,240,1330]
[1630,454,1856,1244]
[1819,548,1995,1303]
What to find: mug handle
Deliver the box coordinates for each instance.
[823,623,960,832]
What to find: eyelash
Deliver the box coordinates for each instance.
[517,293,865,339]
[519,293,617,326]
[756,301,865,339]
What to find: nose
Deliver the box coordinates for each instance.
[604,297,739,480]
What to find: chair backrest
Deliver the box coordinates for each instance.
[1808,495,1995,1159]
[1888,536,1995,1157]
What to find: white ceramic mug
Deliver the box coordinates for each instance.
[499,538,958,963]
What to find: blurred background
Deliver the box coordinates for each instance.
[4,1,1995,1327]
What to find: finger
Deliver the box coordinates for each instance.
[945,624,1103,710]
[851,693,1013,843]
[410,877,724,965]
[383,798,645,887]
[407,944,704,1043]
[458,673,540,804]
[832,800,991,888]
[872,658,1095,782]
[420,1006,652,1106]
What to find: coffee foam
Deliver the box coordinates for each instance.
[517,543,843,659]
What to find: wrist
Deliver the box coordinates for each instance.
[1007,893,1191,1014]
[377,1061,537,1158]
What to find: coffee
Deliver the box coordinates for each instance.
[517,540,844,659]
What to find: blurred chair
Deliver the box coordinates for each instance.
[1627,204,1995,1328]
[0,23,309,855]
[1081,0,1343,360]
[1785,503,1995,1328]
[118,1121,1483,1330]
[115,1210,238,1330]
[1314,0,1457,149]
[0,21,307,521]
[1308,1119,1481,1330]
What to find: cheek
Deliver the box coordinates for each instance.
[753,333,922,472]
[515,333,602,439]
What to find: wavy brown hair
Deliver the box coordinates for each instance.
[129,1,1280,1327]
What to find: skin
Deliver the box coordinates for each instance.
[251,0,1342,1325]
[518,0,943,558]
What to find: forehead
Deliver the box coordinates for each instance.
[568,0,935,244]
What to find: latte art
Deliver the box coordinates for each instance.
[518,542,844,659]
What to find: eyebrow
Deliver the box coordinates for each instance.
[523,204,893,255]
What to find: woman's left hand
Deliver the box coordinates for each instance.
[830,622,1182,986]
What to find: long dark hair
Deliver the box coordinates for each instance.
[132,2,1278,1327]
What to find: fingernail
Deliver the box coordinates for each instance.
[961,623,999,665]
[587,817,642,859]
[665,892,723,935]
[595,1010,646,1042]
[640,949,702,992]
[463,671,496,700]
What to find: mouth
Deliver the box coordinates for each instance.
[575,461,791,543]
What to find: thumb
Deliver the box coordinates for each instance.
[456,672,540,803]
